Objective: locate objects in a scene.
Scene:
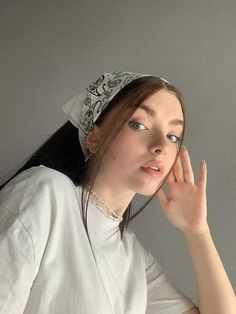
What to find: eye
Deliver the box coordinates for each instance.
[128,120,148,131]
[167,134,181,143]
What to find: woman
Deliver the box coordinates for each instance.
[0,71,235,313]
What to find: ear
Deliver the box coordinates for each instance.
[85,124,101,152]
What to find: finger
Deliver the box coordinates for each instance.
[173,154,184,181]
[166,169,176,183]
[181,146,195,183]
[198,159,207,190]
[156,187,168,207]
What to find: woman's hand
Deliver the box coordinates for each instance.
[156,146,209,236]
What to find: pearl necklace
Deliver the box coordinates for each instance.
[90,189,122,221]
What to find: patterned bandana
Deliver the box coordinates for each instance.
[62,71,170,158]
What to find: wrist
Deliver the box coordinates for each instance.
[182,223,210,240]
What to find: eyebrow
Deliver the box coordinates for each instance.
[138,103,184,126]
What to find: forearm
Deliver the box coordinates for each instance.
[184,225,236,314]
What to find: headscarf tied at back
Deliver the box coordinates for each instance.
[62,71,170,158]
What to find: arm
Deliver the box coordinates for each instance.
[183,226,236,314]
[157,146,236,314]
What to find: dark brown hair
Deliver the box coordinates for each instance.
[0,76,185,253]
[79,76,185,244]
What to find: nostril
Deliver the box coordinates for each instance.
[154,148,162,154]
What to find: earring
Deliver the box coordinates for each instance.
[84,151,93,162]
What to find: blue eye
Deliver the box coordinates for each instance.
[168,134,181,143]
[129,120,148,131]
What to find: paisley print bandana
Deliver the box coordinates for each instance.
[62,71,170,158]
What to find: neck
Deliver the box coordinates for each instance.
[90,177,135,218]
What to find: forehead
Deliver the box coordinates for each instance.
[99,88,183,128]
[135,89,183,121]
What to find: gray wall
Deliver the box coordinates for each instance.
[1,0,235,304]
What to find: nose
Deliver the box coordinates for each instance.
[149,134,169,155]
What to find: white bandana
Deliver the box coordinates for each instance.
[62,71,170,157]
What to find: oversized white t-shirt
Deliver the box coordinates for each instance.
[0,165,195,314]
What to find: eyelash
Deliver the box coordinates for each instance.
[128,120,181,144]
[129,120,148,131]
[167,134,181,144]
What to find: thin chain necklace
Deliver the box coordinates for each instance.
[90,189,122,221]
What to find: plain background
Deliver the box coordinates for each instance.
[1,0,235,304]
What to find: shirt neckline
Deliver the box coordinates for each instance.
[76,186,122,246]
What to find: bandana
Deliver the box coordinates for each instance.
[62,71,170,158]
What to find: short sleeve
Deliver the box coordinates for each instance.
[139,243,195,314]
[0,165,76,314]
[0,204,35,314]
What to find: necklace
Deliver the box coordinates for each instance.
[90,189,122,221]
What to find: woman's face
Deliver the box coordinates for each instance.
[92,89,184,196]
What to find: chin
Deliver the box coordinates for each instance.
[133,182,162,196]
[138,190,159,196]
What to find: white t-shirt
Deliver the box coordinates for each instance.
[0,165,195,314]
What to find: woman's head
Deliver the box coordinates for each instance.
[0,71,185,241]
[80,75,185,196]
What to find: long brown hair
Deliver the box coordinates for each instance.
[0,76,185,256]
[79,76,185,244]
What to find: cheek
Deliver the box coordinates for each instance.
[167,148,179,168]
[108,134,130,154]
[111,154,118,161]
[108,147,126,163]
[101,142,120,163]
[104,138,132,166]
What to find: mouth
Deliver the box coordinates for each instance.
[140,160,165,178]
[140,166,162,177]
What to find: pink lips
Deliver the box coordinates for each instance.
[140,160,165,178]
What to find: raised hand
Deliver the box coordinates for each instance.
[157,146,209,236]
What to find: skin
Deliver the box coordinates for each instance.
[86,88,184,218]
[86,88,236,313]
[157,147,208,235]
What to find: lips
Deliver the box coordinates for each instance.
[141,160,165,177]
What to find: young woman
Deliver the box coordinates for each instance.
[0,71,235,314]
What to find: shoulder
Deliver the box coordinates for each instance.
[1,165,75,201]
[0,166,81,261]
[0,166,78,303]
[7,165,73,188]
[0,165,79,223]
